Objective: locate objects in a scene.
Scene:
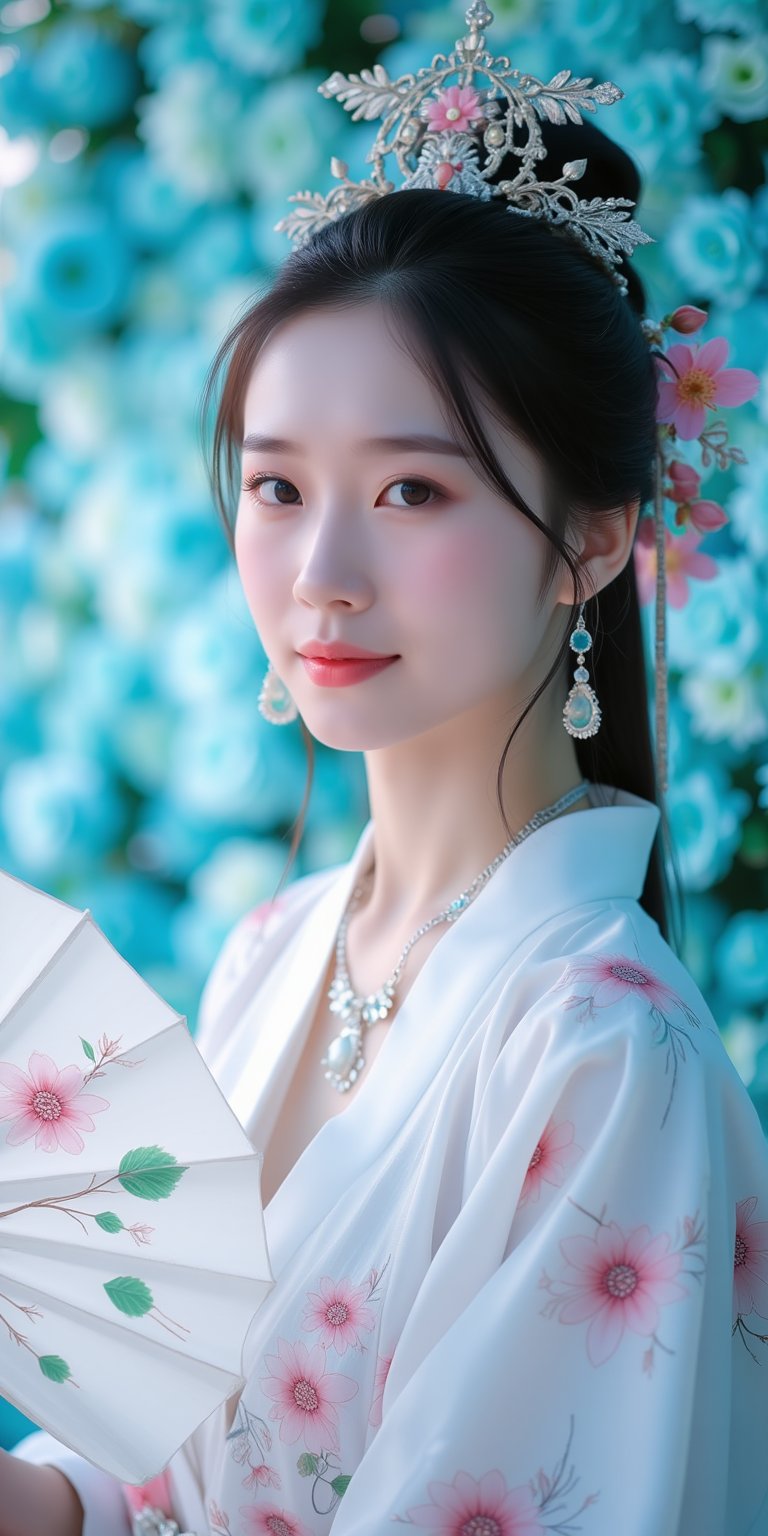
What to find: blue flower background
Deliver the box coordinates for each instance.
[1,0,767,1448]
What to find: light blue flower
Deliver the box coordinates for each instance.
[0,44,45,135]
[0,751,127,879]
[681,668,768,751]
[136,14,212,88]
[169,700,306,829]
[707,297,768,375]
[729,445,768,562]
[678,890,730,996]
[62,870,178,974]
[173,208,256,297]
[0,505,44,610]
[33,22,139,129]
[701,33,768,123]
[114,0,199,21]
[0,284,73,401]
[675,0,766,35]
[606,52,717,177]
[128,794,223,883]
[0,687,42,778]
[238,71,338,202]
[136,60,247,203]
[205,0,325,75]
[714,911,768,1008]
[551,0,657,54]
[19,207,131,333]
[666,555,765,678]
[153,573,263,704]
[665,188,763,306]
[108,146,199,251]
[667,763,751,891]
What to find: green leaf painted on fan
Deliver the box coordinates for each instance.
[80,1036,96,1062]
[331,1474,351,1497]
[117,1146,187,1201]
[95,1211,123,1233]
[104,1276,153,1317]
[39,1355,71,1384]
[297,1452,319,1476]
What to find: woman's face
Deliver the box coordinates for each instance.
[235,301,571,753]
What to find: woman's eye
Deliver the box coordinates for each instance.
[241,474,441,510]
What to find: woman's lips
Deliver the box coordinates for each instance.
[299,655,399,687]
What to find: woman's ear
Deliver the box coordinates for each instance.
[556,496,642,607]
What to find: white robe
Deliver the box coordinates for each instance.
[13,783,768,1535]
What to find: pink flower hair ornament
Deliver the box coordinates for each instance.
[635,304,760,796]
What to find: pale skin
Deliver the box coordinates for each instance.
[0,299,639,1533]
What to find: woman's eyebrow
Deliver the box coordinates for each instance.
[241,431,468,458]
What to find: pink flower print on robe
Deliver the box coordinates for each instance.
[519,1116,582,1208]
[259,1338,358,1453]
[400,1468,544,1534]
[0,1052,109,1153]
[540,1218,689,1367]
[368,1351,392,1428]
[300,1274,376,1354]
[239,1504,310,1536]
[733,1196,768,1324]
[556,950,705,1130]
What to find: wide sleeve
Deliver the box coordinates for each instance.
[326,938,768,1535]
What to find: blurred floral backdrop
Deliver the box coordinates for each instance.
[1,0,768,1444]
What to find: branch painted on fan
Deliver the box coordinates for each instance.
[0,1292,80,1388]
[79,1032,145,1087]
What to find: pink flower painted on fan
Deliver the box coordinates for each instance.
[239,1504,309,1536]
[424,84,485,133]
[401,1468,544,1533]
[259,1337,358,1453]
[634,517,719,609]
[733,1196,768,1322]
[0,1052,109,1153]
[368,1350,392,1427]
[519,1116,582,1208]
[541,1220,688,1367]
[300,1274,376,1354]
[655,337,759,440]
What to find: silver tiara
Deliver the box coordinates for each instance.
[274,0,654,294]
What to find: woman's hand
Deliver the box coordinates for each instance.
[0,1449,84,1536]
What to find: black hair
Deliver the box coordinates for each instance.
[200,116,684,953]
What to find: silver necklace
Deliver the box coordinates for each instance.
[320,778,592,1093]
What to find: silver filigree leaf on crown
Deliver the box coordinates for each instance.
[274,0,653,293]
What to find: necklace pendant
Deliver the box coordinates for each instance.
[321,1025,365,1094]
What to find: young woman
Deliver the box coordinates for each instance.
[6,119,768,1536]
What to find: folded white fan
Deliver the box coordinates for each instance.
[0,866,274,1484]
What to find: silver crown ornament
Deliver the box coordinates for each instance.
[274,0,653,295]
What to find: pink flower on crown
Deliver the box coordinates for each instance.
[665,460,727,535]
[634,518,718,609]
[424,85,485,134]
[733,1195,768,1323]
[0,1052,109,1154]
[300,1274,376,1354]
[655,337,759,440]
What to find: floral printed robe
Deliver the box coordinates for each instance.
[13,783,768,1535]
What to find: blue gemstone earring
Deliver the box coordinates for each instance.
[562,601,602,739]
[258,660,298,725]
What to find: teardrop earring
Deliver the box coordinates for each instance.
[562,601,602,740]
[258,660,299,725]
